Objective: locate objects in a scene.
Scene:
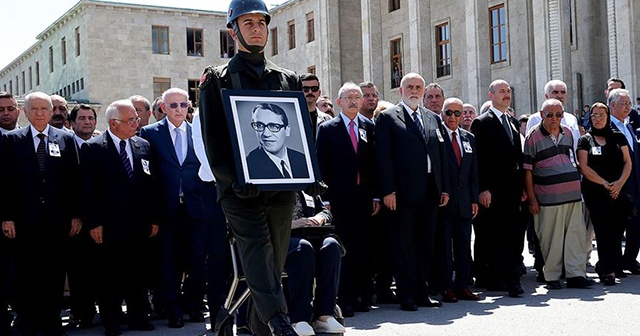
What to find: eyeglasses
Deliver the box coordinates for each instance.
[114,117,141,125]
[591,113,607,119]
[302,86,320,93]
[168,102,189,109]
[340,96,363,102]
[544,112,563,118]
[444,110,462,117]
[251,122,286,132]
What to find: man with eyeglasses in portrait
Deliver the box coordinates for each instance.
[246,103,309,180]
[80,99,157,336]
[300,73,331,139]
[50,94,73,133]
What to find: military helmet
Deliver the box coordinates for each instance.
[226,0,271,28]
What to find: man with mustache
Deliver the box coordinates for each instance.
[470,79,526,297]
[461,103,477,132]
[300,73,331,139]
[375,72,449,311]
[50,94,73,133]
[316,82,380,316]
[0,92,20,134]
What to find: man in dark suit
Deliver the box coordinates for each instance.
[470,79,526,297]
[246,103,309,179]
[316,82,380,316]
[81,99,158,336]
[140,88,219,328]
[0,91,81,336]
[375,72,450,311]
[435,97,481,303]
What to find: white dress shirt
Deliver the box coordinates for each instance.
[107,129,133,169]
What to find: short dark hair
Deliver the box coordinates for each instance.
[300,73,319,83]
[358,81,378,93]
[0,91,14,100]
[69,104,97,122]
[606,77,625,89]
[252,103,288,126]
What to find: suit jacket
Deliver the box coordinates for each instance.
[140,119,208,220]
[375,103,450,205]
[316,113,377,206]
[198,54,302,200]
[0,126,80,236]
[81,131,156,243]
[442,128,479,219]
[611,121,640,198]
[246,147,309,179]
[470,109,523,208]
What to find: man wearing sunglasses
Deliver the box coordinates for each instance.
[434,98,482,303]
[525,80,580,149]
[246,103,309,180]
[523,99,593,290]
[300,73,331,139]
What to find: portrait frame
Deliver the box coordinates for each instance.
[221,89,321,191]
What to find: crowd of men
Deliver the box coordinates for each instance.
[1,0,639,335]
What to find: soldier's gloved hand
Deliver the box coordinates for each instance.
[304,181,328,197]
[233,182,260,199]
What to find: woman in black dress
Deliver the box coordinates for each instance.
[577,102,633,286]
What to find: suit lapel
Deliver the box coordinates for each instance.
[399,105,427,147]
[159,119,179,163]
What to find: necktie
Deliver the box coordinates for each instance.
[119,140,133,179]
[452,131,462,166]
[412,112,425,136]
[36,133,46,172]
[501,114,513,143]
[348,121,358,153]
[281,160,291,178]
[174,128,185,164]
[348,121,360,185]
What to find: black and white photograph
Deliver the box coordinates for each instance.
[222,89,320,190]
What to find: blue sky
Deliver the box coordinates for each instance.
[0,0,286,69]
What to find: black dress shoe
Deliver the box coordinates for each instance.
[508,285,524,297]
[188,311,205,322]
[353,301,370,312]
[267,313,297,336]
[105,326,122,336]
[129,321,155,331]
[625,261,640,275]
[546,281,562,290]
[566,276,595,288]
[441,289,458,303]
[417,296,442,307]
[601,274,617,286]
[341,305,354,317]
[399,299,418,311]
[536,272,546,283]
[168,317,184,328]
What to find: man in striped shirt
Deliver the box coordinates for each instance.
[523,98,594,290]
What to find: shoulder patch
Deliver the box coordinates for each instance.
[199,67,214,89]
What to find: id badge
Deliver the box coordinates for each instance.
[302,191,315,208]
[592,147,602,155]
[436,129,444,142]
[48,143,61,157]
[568,150,577,168]
[141,159,151,175]
[463,141,473,153]
[359,128,368,142]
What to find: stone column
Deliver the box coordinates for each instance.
[361,0,384,91]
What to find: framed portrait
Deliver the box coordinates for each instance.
[221,89,321,191]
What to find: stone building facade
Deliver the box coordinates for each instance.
[1,0,638,129]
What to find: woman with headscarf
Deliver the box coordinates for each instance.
[577,102,633,286]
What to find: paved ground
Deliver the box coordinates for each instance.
[19,244,640,335]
